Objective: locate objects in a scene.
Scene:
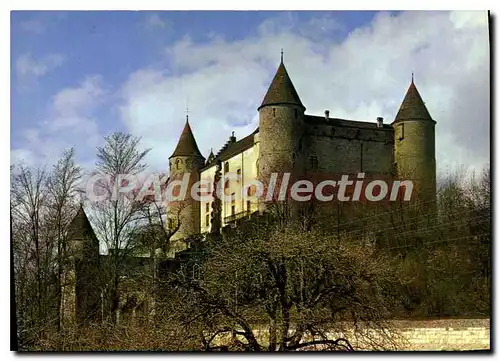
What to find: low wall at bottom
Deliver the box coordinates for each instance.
[212,318,490,351]
[393,318,490,351]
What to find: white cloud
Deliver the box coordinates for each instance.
[118,11,490,175]
[15,53,65,78]
[51,76,104,120]
[11,76,105,169]
[19,19,45,34]
[143,13,168,30]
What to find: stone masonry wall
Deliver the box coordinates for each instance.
[211,318,490,351]
[305,123,394,176]
[392,318,490,351]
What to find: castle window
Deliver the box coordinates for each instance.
[205,203,209,213]
[310,156,319,170]
[273,108,276,117]
[192,264,200,280]
[237,168,241,182]
[205,214,209,227]
[176,159,182,170]
[399,124,404,141]
[231,205,235,215]
[248,185,257,197]
[168,218,178,230]
[224,162,229,173]
[247,200,251,211]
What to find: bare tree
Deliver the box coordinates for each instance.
[132,174,189,322]
[85,132,151,324]
[166,209,402,351]
[45,148,83,331]
[11,164,52,345]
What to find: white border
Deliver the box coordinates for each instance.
[3,4,497,360]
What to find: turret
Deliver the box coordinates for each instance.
[65,205,100,324]
[206,148,215,165]
[257,53,306,200]
[168,117,205,241]
[392,77,436,208]
[67,204,99,261]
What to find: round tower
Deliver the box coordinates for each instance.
[392,78,436,208]
[168,117,205,242]
[257,55,306,200]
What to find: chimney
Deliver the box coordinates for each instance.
[376,117,383,128]
[325,110,330,120]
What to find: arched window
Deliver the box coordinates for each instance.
[192,264,200,280]
[248,185,257,197]
[176,159,182,170]
[273,108,276,117]
[224,162,229,173]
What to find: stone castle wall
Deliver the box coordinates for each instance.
[304,122,394,176]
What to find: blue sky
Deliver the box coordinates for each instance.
[11,11,489,176]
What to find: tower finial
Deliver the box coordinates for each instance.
[411,72,414,84]
[280,48,283,63]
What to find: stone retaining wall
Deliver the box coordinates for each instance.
[211,318,490,351]
[394,318,490,351]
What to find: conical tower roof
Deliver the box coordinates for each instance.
[394,79,433,123]
[258,58,305,111]
[206,148,215,164]
[170,118,204,158]
[68,204,93,235]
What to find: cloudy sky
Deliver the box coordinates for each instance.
[11,10,490,176]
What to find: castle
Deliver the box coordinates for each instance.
[167,56,437,245]
[62,55,437,324]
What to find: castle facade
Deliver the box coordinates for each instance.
[62,56,437,324]
[167,57,437,244]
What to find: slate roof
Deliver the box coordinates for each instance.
[305,115,393,130]
[202,128,258,170]
[394,80,433,123]
[170,119,204,159]
[68,205,94,236]
[258,61,305,111]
